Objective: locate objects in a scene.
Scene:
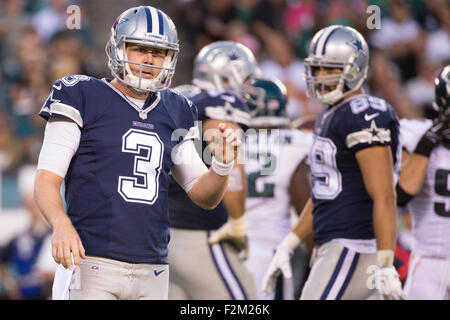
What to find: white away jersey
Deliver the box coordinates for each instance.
[244,128,313,244]
[400,119,450,258]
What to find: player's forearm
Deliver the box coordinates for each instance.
[223,190,245,219]
[188,168,229,210]
[356,146,397,251]
[222,164,246,219]
[397,153,429,195]
[291,198,314,241]
[372,194,398,251]
[34,169,70,229]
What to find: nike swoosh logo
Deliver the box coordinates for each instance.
[53,83,62,90]
[364,113,380,121]
[154,269,165,276]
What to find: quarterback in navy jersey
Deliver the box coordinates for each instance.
[34,6,241,300]
[167,41,257,300]
[169,89,251,231]
[263,25,406,300]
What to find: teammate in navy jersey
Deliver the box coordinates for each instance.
[167,41,257,300]
[33,6,241,300]
[263,25,406,300]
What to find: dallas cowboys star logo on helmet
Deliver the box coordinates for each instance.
[228,50,240,61]
[347,37,363,53]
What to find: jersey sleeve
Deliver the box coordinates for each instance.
[39,75,90,128]
[195,90,251,128]
[341,100,398,153]
[169,91,200,143]
[399,118,432,153]
[182,95,200,141]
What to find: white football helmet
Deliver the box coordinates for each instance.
[192,41,258,99]
[106,6,179,92]
[172,84,201,98]
[304,25,369,105]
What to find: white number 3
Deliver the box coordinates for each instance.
[118,129,164,205]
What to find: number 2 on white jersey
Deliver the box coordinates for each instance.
[118,129,164,205]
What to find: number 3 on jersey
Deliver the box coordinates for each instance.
[118,129,164,205]
[310,136,342,200]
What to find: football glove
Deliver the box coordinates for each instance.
[208,216,249,260]
[376,266,407,300]
[414,118,450,157]
[262,232,301,296]
[375,250,407,300]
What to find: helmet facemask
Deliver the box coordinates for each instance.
[107,38,177,93]
[305,63,345,105]
[305,56,365,105]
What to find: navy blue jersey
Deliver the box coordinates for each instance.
[168,90,250,230]
[310,94,401,244]
[0,230,50,299]
[39,75,198,264]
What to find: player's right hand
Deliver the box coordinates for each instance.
[209,123,242,164]
[51,218,86,269]
[376,266,407,300]
[208,216,249,260]
[262,245,293,296]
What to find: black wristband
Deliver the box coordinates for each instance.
[413,135,436,157]
[396,183,414,207]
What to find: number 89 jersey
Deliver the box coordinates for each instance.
[39,75,198,264]
[310,94,400,245]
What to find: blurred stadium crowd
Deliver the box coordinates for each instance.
[0,0,448,299]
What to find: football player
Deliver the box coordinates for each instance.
[262,25,406,300]
[167,41,257,299]
[33,6,241,300]
[243,78,313,299]
[396,65,450,299]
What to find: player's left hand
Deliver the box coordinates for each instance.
[376,266,407,300]
[208,216,249,260]
[262,244,293,296]
[209,123,242,164]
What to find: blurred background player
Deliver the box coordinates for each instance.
[0,164,55,299]
[262,25,405,300]
[243,77,313,299]
[33,6,241,300]
[396,65,450,300]
[168,41,257,300]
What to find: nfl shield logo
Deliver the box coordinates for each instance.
[91,266,99,274]
[139,112,147,120]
